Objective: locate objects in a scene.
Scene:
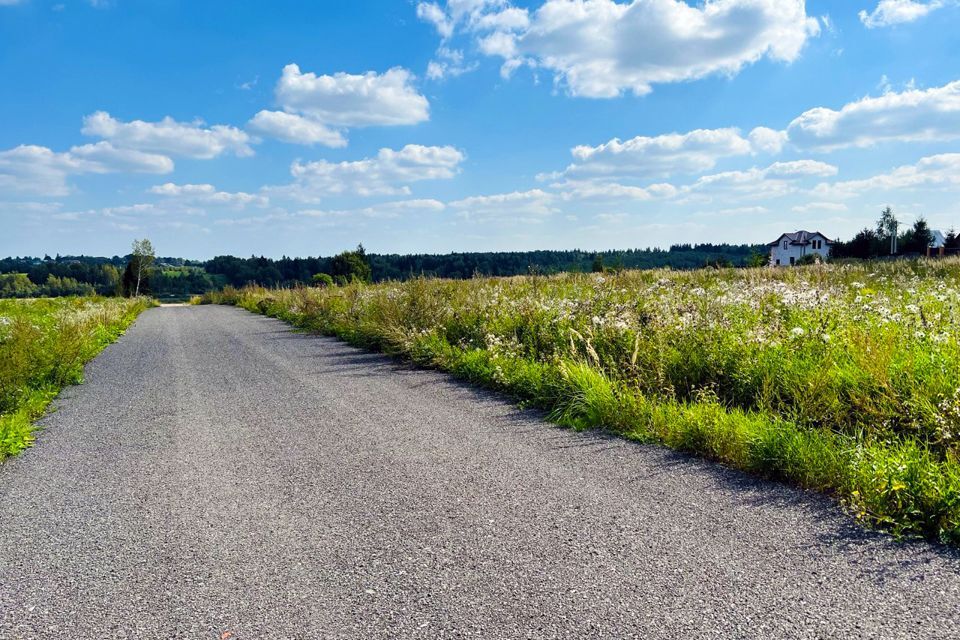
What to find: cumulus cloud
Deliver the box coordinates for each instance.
[419,0,819,98]
[748,127,789,154]
[681,159,838,202]
[148,183,269,208]
[249,64,430,146]
[813,153,960,199]
[69,142,174,173]
[247,111,347,147]
[0,146,88,196]
[556,180,678,201]
[267,144,464,201]
[273,64,429,127]
[82,111,253,159]
[302,198,448,220]
[449,188,558,221]
[859,0,946,28]
[787,80,960,151]
[0,143,173,196]
[565,127,780,179]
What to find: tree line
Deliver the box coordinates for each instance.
[1,208,956,299]
[832,208,958,259]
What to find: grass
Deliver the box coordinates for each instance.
[198,259,960,545]
[0,296,152,459]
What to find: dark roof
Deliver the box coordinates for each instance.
[768,230,835,247]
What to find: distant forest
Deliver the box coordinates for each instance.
[4,210,957,298]
[0,243,763,297]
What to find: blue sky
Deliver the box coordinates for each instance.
[2,0,959,258]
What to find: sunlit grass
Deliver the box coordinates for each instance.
[0,296,152,459]
[201,259,960,544]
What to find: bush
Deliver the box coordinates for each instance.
[311,273,334,288]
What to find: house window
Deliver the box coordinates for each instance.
[783,240,788,250]
[775,259,780,266]
[790,257,795,265]
[813,239,821,250]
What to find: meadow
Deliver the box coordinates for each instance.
[201,259,960,544]
[0,296,151,459]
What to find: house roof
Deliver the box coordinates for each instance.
[768,230,835,247]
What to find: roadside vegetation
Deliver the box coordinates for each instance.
[0,296,151,460]
[201,259,960,544]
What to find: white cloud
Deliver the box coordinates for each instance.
[425,48,478,80]
[566,127,779,178]
[82,111,253,159]
[247,111,347,147]
[148,183,269,208]
[472,7,530,31]
[748,127,789,154]
[813,153,960,199]
[682,159,837,201]
[0,143,173,196]
[478,30,518,57]
[418,2,455,38]
[450,188,558,221]
[0,145,82,196]
[859,0,946,28]
[268,144,465,201]
[792,202,849,213]
[787,80,960,150]
[69,142,174,174]
[422,0,819,98]
[555,179,677,201]
[764,160,839,178]
[273,64,429,127]
[302,198,447,220]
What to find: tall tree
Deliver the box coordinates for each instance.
[877,207,899,255]
[899,217,934,254]
[130,238,156,297]
[328,245,371,284]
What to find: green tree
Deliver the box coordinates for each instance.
[905,216,934,254]
[946,228,959,250]
[747,250,769,268]
[591,254,605,273]
[328,245,371,285]
[0,273,39,298]
[311,273,334,287]
[877,207,899,255]
[128,239,156,297]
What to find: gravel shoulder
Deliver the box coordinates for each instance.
[1,305,958,639]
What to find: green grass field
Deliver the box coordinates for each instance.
[0,297,152,459]
[203,259,960,544]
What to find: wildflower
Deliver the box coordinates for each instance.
[790,327,805,337]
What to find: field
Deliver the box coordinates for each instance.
[0,296,152,459]
[202,259,960,544]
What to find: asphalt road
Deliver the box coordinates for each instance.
[1,305,958,639]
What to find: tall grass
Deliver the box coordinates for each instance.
[200,259,960,544]
[0,296,151,459]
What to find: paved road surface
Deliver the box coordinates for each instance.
[1,306,958,639]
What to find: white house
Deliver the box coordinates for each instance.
[768,230,834,266]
